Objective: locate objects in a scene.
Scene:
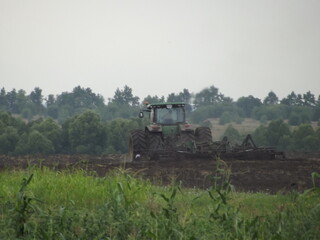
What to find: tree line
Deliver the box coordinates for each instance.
[0,110,145,155]
[1,109,319,155]
[190,86,320,125]
[1,85,319,125]
[0,84,319,155]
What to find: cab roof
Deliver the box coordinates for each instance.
[146,102,185,109]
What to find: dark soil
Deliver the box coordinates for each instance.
[0,153,320,193]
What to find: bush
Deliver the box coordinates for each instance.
[259,115,268,124]
[15,130,54,154]
[266,119,291,148]
[190,103,243,124]
[289,112,301,125]
[68,111,106,154]
[219,112,232,125]
[223,125,241,144]
[291,124,319,151]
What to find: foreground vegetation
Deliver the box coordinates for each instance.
[0,163,320,239]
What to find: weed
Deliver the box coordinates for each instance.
[13,174,43,237]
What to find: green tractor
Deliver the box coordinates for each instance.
[128,102,285,161]
[128,102,212,161]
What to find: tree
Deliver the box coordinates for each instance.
[166,89,192,103]
[194,85,230,106]
[236,96,262,117]
[0,111,15,128]
[252,105,289,121]
[47,105,59,119]
[6,89,19,113]
[252,125,268,146]
[296,94,304,106]
[166,93,179,102]
[219,112,232,125]
[263,91,279,105]
[46,94,56,107]
[288,112,301,126]
[16,89,29,114]
[223,125,241,144]
[0,126,19,154]
[111,85,139,106]
[292,124,318,151]
[0,111,26,134]
[105,118,140,153]
[281,91,298,106]
[29,87,44,114]
[288,107,312,125]
[282,91,316,107]
[0,88,6,110]
[15,130,54,154]
[29,87,43,105]
[31,118,62,153]
[142,95,165,104]
[180,88,192,104]
[303,91,316,107]
[265,119,291,147]
[72,86,104,109]
[54,86,105,119]
[313,98,320,121]
[68,111,106,154]
[189,102,243,124]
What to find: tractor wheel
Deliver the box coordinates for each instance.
[128,130,146,161]
[180,131,195,144]
[147,132,163,151]
[147,132,163,159]
[195,127,213,143]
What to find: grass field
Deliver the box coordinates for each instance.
[0,164,320,239]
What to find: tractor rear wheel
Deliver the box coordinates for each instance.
[195,127,212,143]
[180,131,195,144]
[129,130,146,161]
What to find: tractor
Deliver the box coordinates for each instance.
[128,102,284,161]
[128,102,212,160]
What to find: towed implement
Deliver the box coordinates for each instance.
[128,102,284,161]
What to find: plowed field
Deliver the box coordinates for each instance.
[1,153,320,193]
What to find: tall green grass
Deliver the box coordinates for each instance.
[0,164,319,239]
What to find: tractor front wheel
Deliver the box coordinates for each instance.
[128,130,146,161]
[147,132,164,160]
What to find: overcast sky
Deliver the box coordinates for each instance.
[1,0,319,102]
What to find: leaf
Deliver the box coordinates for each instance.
[208,191,215,200]
[170,188,177,200]
[311,172,320,188]
[217,189,227,204]
[117,182,124,193]
[150,211,156,219]
[160,194,169,203]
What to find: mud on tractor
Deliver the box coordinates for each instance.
[128,102,284,161]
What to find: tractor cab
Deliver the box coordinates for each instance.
[148,103,186,125]
[140,102,186,125]
[139,102,190,138]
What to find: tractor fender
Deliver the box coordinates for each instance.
[179,123,195,133]
[146,124,162,133]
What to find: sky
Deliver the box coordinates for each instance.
[1,0,320,102]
